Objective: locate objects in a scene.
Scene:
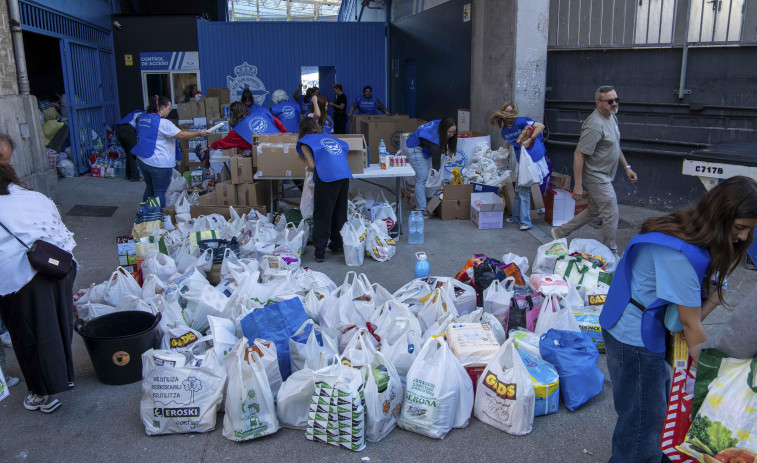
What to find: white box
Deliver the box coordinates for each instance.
[470,192,505,229]
[457,109,471,132]
[550,189,576,227]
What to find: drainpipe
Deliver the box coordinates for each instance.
[7,0,30,95]
[677,2,691,100]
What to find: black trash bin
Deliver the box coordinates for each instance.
[75,311,162,385]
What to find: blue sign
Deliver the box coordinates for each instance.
[140,52,199,71]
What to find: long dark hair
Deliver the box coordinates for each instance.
[0,165,27,195]
[298,117,322,140]
[229,101,250,126]
[241,88,254,106]
[641,175,757,301]
[438,117,458,154]
[146,95,170,114]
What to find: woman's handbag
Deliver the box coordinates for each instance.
[0,221,73,278]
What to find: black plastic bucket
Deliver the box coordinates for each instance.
[75,311,162,385]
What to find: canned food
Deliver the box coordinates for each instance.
[242,150,252,157]
[221,104,230,118]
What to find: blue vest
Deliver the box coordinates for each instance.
[131,113,161,158]
[233,111,278,144]
[296,133,353,183]
[271,101,301,133]
[500,117,546,163]
[599,232,711,353]
[406,120,441,158]
[117,110,144,128]
[354,95,380,115]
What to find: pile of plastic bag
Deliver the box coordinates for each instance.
[461,143,511,187]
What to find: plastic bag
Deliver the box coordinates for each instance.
[140,348,226,435]
[532,238,568,274]
[534,294,581,336]
[456,308,507,345]
[374,201,399,239]
[366,221,396,262]
[516,147,542,187]
[222,338,279,441]
[141,252,178,283]
[249,339,284,396]
[340,327,377,369]
[363,352,404,442]
[529,273,570,297]
[276,368,317,429]
[417,289,459,334]
[300,171,315,219]
[397,337,474,439]
[103,267,142,306]
[568,238,618,273]
[483,277,516,323]
[206,315,238,359]
[502,252,530,276]
[539,329,604,411]
[289,320,338,373]
[175,191,192,223]
[340,221,366,267]
[382,329,422,387]
[474,339,535,435]
[56,158,75,178]
[426,168,443,198]
[369,300,422,347]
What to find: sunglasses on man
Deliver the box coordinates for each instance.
[600,98,620,104]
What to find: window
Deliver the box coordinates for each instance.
[140,52,201,109]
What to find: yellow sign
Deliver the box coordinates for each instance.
[124,54,133,66]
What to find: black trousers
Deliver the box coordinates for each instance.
[334,113,348,134]
[116,124,140,180]
[0,264,77,395]
[313,176,349,258]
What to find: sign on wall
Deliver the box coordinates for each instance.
[140,52,199,71]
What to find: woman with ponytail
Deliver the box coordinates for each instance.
[490,101,548,231]
[130,95,209,206]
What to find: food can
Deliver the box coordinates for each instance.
[221,104,230,119]
[242,150,252,157]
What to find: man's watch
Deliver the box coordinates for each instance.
[624,165,632,170]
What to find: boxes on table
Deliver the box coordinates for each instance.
[360,116,426,163]
[177,103,192,120]
[470,192,505,229]
[206,88,231,106]
[333,134,367,174]
[254,133,305,178]
[189,99,206,118]
[209,117,229,134]
[230,156,255,184]
[198,192,216,206]
[204,97,220,119]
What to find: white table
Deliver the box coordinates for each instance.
[257,164,416,233]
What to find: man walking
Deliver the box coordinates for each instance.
[551,85,637,254]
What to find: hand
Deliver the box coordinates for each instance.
[572,184,584,201]
[199,146,209,153]
[199,130,210,137]
[626,168,638,182]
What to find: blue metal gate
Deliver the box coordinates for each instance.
[19,1,119,175]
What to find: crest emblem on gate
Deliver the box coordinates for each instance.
[227,62,269,105]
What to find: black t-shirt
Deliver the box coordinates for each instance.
[334,94,347,115]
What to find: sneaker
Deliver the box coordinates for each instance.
[505,217,519,224]
[0,331,10,347]
[24,393,61,414]
[519,224,532,231]
[6,376,19,387]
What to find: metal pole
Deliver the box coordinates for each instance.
[678,0,692,99]
[7,0,30,95]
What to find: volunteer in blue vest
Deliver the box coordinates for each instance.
[348,86,391,116]
[270,89,301,133]
[240,88,286,133]
[131,95,209,207]
[296,117,352,262]
[115,109,144,181]
[293,84,317,116]
[490,101,548,231]
[599,175,757,463]
[404,118,458,214]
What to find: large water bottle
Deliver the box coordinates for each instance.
[408,210,424,244]
[414,252,430,279]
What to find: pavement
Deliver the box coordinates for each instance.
[1,175,755,463]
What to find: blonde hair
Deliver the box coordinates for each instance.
[490,101,519,128]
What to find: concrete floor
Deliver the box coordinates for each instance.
[1,175,754,463]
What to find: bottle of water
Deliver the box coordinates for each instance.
[414,251,430,279]
[409,210,424,244]
[378,139,387,157]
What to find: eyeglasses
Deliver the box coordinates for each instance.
[600,98,620,104]
[447,130,457,135]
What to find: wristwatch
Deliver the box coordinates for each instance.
[624,165,632,170]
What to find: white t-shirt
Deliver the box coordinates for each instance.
[140,118,181,168]
[0,184,76,295]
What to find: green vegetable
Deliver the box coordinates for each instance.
[708,421,738,455]
[688,414,714,454]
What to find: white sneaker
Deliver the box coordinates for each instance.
[0,331,10,347]
[6,376,19,387]
[24,393,61,413]
[520,224,531,231]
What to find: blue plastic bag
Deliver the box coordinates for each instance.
[240,297,308,380]
[539,329,604,411]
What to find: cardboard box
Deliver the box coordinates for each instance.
[550,172,571,190]
[177,102,192,120]
[215,181,238,206]
[470,192,505,229]
[333,134,367,175]
[426,192,442,215]
[206,88,231,105]
[255,138,306,178]
[360,117,426,163]
[189,99,206,118]
[457,109,471,132]
[471,182,500,194]
[236,182,266,206]
[230,156,255,184]
[207,132,223,148]
[204,97,220,119]
[439,199,471,220]
[210,117,229,134]
[198,192,216,206]
[531,184,545,210]
[349,114,407,134]
[441,183,473,201]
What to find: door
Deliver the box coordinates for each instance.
[405,59,417,118]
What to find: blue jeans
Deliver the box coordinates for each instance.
[512,185,532,227]
[137,159,173,207]
[406,146,430,210]
[604,330,671,463]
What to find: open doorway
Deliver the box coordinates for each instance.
[300,65,336,116]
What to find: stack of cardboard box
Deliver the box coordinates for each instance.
[426,183,474,220]
[349,115,426,163]
[175,88,232,173]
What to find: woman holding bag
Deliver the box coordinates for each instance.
[599,176,757,463]
[490,102,548,231]
[404,118,458,214]
[0,134,76,413]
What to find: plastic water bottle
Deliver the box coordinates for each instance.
[378,139,387,157]
[408,210,424,244]
[414,252,430,279]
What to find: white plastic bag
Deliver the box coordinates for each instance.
[516,147,542,187]
[568,238,618,272]
[365,222,396,262]
[250,339,284,396]
[369,300,422,347]
[532,239,569,274]
[416,289,459,334]
[300,171,315,219]
[501,252,530,275]
[483,277,515,323]
[397,337,474,439]
[363,352,404,442]
[473,339,535,435]
[289,320,338,373]
[340,327,377,368]
[206,315,238,359]
[141,252,178,283]
[374,202,399,239]
[382,329,422,387]
[340,221,366,267]
[175,191,192,223]
[426,168,443,198]
[222,338,279,441]
[103,267,142,306]
[533,294,581,336]
[276,368,317,429]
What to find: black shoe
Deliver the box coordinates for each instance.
[313,255,325,263]
[326,247,343,255]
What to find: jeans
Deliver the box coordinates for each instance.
[137,159,173,207]
[604,330,671,463]
[512,185,532,227]
[406,146,430,210]
[552,181,619,253]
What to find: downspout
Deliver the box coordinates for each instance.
[7,0,30,95]
[677,2,691,100]
[385,0,390,112]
